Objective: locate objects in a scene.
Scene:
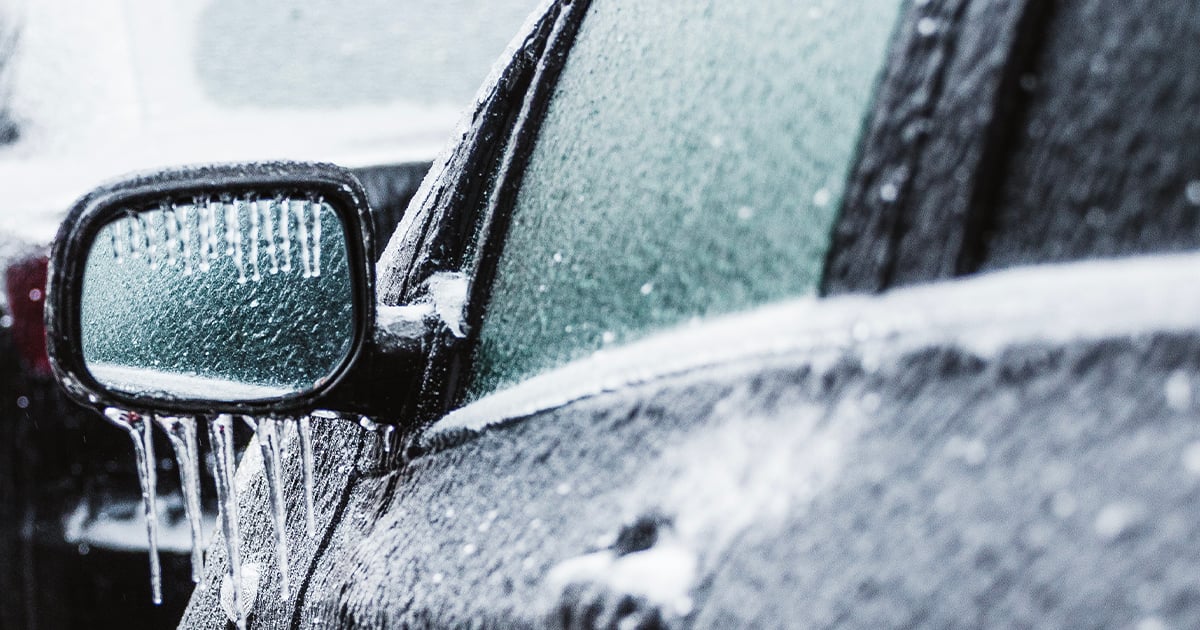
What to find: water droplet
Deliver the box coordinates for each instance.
[1094,501,1144,541]
[555,482,572,496]
[812,188,832,207]
[1181,441,1200,476]
[552,251,564,264]
[0,315,12,328]
[27,288,41,301]
[431,572,444,584]
[1136,616,1168,630]
[639,282,654,296]
[916,17,940,36]
[1165,370,1193,411]
[16,396,29,409]
[461,543,477,556]
[601,331,616,344]
[1186,181,1200,206]
[879,183,900,203]
[736,205,755,220]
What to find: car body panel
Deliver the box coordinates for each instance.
[179,252,1200,627]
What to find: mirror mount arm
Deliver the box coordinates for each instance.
[315,304,440,422]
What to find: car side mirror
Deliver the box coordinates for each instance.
[45,162,378,416]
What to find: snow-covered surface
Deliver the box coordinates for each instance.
[426,271,471,338]
[431,251,1200,438]
[90,363,294,400]
[547,537,698,619]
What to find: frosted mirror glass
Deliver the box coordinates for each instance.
[80,196,355,400]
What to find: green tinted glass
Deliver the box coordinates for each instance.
[469,0,902,398]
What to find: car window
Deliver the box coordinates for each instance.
[467,0,903,398]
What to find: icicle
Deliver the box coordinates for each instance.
[146,212,161,270]
[208,199,223,261]
[127,214,142,262]
[162,202,179,268]
[249,198,262,282]
[310,199,323,278]
[109,222,121,263]
[209,414,246,630]
[298,416,316,538]
[139,214,152,265]
[296,199,312,279]
[153,414,204,584]
[228,199,247,284]
[277,197,293,273]
[255,418,291,600]
[196,197,213,273]
[224,198,236,257]
[180,204,194,275]
[102,408,162,604]
[262,199,279,275]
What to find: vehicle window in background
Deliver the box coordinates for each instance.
[468,0,902,398]
[195,0,536,108]
[0,0,540,243]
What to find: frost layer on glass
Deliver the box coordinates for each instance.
[469,0,903,397]
[81,197,354,400]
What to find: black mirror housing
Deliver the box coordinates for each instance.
[46,162,377,416]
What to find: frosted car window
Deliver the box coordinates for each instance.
[469,0,901,398]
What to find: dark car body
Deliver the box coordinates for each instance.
[162,0,1200,628]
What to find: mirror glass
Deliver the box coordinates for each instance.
[80,195,355,400]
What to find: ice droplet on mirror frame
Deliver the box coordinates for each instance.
[210,414,247,630]
[102,408,163,604]
[153,414,205,584]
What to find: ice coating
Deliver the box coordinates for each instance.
[298,416,317,538]
[81,197,354,399]
[102,407,163,604]
[255,417,292,600]
[153,413,205,583]
[209,414,247,630]
[100,195,330,283]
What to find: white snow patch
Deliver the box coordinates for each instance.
[426,271,470,338]
[547,539,698,619]
[431,252,1200,439]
